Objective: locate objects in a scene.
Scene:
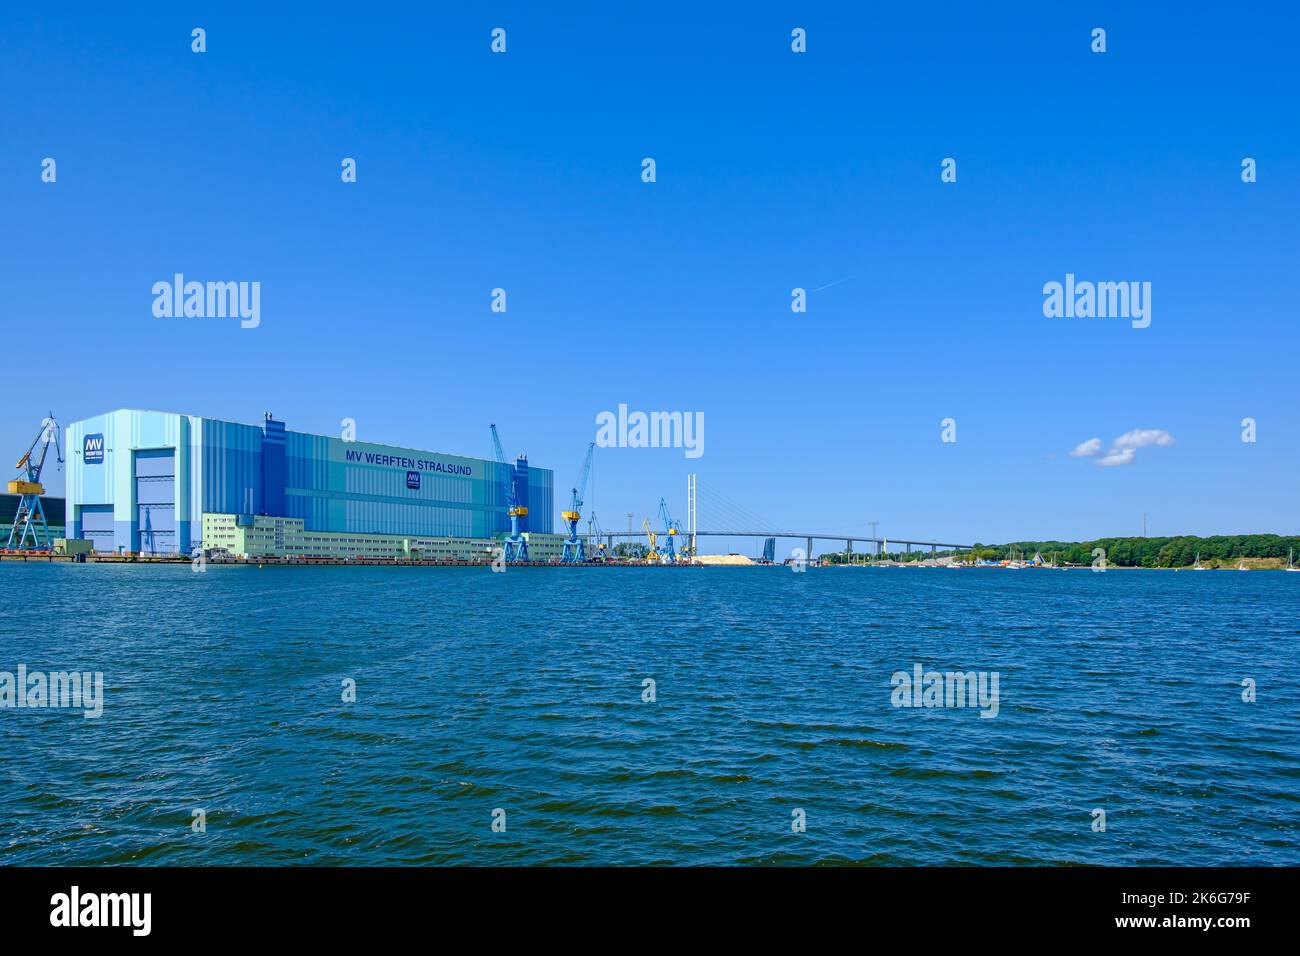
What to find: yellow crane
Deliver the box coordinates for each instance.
[641,518,660,563]
[7,413,63,550]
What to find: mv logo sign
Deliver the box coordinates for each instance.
[406,471,421,490]
[83,434,105,464]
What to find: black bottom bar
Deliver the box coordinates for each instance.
[0,866,1287,941]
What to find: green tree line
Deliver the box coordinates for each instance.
[823,535,1300,567]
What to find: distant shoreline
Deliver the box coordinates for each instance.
[828,560,1292,571]
[823,533,1300,570]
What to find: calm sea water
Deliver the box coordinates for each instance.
[1,563,1296,866]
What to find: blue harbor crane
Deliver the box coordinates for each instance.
[560,442,595,563]
[586,512,608,561]
[489,423,528,562]
[657,497,681,563]
[6,413,63,551]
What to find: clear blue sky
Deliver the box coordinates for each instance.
[3,4,1297,554]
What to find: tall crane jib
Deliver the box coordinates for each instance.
[489,423,528,562]
[560,442,595,563]
[642,518,659,564]
[7,413,63,551]
[657,498,681,563]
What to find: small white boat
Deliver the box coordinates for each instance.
[1192,552,1206,571]
[1287,549,1299,572]
[1237,561,1249,571]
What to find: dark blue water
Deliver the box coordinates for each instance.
[1,563,1296,865]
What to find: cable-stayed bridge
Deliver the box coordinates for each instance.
[589,475,973,558]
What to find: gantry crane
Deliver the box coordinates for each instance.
[7,413,63,551]
[560,442,595,563]
[642,518,660,563]
[489,423,528,562]
[657,498,681,563]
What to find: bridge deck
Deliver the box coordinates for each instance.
[594,530,973,549]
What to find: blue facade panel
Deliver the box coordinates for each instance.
[201,418,263,516]
[80,505,114,552]
[527,469,553,534]
[261,418,287,517]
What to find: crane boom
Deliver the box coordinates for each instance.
[489,424,512,508]
[642,518,659,563]
[657,498,679,563]
[560,442,596,562]
[562,442,595,523]
[488,423,528,562]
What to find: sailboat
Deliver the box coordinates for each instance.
[1192,552,1206,571]
[1237,559,1249,572]
[1287,548,1299,572]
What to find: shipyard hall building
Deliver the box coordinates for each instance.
[64,409,558,560]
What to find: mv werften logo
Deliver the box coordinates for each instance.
[83,433,105,464]
[152,273,260,329]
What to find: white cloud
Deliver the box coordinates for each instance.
[1071,429,1175,467]
[1111,428,1176,451]
[1096,448,1136,467]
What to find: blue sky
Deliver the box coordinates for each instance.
[3,4,1297,554]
